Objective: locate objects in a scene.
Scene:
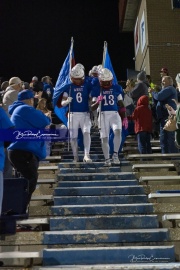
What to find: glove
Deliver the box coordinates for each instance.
[122,117,128,130]
[67,97,73,103]
[97,95,104,103]
[61,97,73,107]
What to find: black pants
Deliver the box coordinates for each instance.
[8,150,39,208]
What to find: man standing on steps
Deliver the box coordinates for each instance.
[91,68,128,166]
[60,65,92,163]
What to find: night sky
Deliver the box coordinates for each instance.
[0,0,135,84]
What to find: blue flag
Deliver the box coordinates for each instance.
[104,47,118,85]
[53,41,74,126]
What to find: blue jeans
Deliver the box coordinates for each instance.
[137,132,152,154]
[160,117,178,153]
[0,171,3,216]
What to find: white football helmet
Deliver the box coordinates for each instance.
[99,68,113,88]
[70,66,85,79]
[99,68,113,81]
[89,66,98,77]
[70,66,85,85]
[75,63,85,70]
[97,65,102,72]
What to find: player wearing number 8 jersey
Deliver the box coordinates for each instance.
[61,65,92,163]
[91,68,128,166]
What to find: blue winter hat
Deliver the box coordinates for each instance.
[18,90,34,101]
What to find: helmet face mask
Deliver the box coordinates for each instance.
[99,80,113,88]
[71,77,84,86]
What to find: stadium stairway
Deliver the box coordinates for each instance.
[37,129,179,269]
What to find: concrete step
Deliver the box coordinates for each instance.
[64,147,103,152]
[60,154,105,161]
[54,195,148,205]
[49,215,159,230]
[58,179,138,187]
[51,203,154,216]
[33,262,180,269]
[59,167,124,173]
[42,246,175,265]
[43,228,169,245]
[58,161,130,169]
[57,172,135,181]
[53,186,145,196]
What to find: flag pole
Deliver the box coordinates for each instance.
[68,37,74,152]
[99,41,107,130]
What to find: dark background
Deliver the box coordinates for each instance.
[0,0,135,84]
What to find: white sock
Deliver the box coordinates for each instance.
[101,137,109,160]
[113,129,121,153]
[70,138,78,157]
[83,132,91,156]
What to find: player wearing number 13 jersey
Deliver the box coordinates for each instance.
[61,65,92,163]
[91,68,128,166]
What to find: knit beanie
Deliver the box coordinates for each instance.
[137,71,146,81]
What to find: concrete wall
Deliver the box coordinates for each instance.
[134,0,180,84]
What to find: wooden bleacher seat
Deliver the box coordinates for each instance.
[17,218,49,225]
[123,146,161,154]
[139,175,180,185]
[148,192,180,202]
[132,163,174,172]
[31,195,53,201]
[127,153,180,160]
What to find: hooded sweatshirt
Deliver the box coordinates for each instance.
[2,86,19,116]
[132,95,152,134]
[8,101,51,160]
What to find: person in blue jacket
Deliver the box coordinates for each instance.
[150,76,178,153]
[7,90,51,211]
[0,107,14,216]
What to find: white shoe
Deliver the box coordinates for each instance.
[104,159,111,167]
[73,156,79,163]
[112,153,120,165]
[83,155,92,163]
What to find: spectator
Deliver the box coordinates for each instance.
[22,82,30,90]
[32,81,50,109]
[150,76,178,153]
[30,76,38,88]
[160,67,169,78]
[36,98,52,156]
[0,107,14,216]
[41,76,54,100]
[0,81,9,104]
[2,77,22,116]
[1,81,9,91]
[123,79,135,134]
[129,71,149,106]
[7,90,51,212]
[131,95,152,154]
[175,73,180,103]
[2,77,22,178]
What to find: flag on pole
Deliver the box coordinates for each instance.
[53,37,75,126]
[103,41,118,85]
